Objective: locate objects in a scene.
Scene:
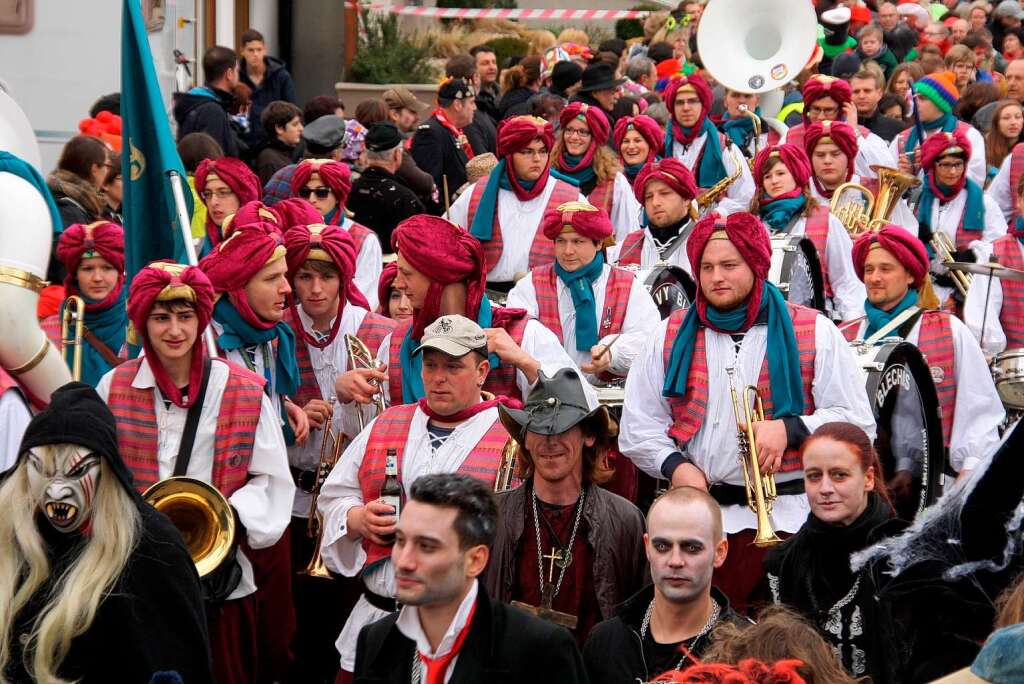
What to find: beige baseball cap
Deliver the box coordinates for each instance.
[414,315,488,357]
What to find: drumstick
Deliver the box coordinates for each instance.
[596,334,623,361]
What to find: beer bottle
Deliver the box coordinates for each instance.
[380,448,402,543]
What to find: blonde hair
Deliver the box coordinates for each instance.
[0,446,140,683]
[551,135,623,183]
[557,28,590,47]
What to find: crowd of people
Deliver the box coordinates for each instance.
[7,0,1024,682]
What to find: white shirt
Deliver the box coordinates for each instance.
[924,189,1006,305]
[97,357,295,599]
[446,176,587,282]
[668,131,755,208]
[787,213,867,322]
[887,123,987,187]
[396,580,480,684]
[604,172,643,243]
[848,315,1004,472]
[607,226,695,275]
[808,173,919,235]
[505,263,661,381]
[781,126,897,180]
[964,238,1023,354]
[317,405,501,670]
[343,217,383,311]
[619,313,876,535]
[0,389,30,472]
[211,319,285,418]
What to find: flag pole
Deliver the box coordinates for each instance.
[168,169,219,359]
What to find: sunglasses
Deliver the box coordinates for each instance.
[299,186,333,200]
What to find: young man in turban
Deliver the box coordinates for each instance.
[195,157,261,256]
[614,114,663,186]
[507,201,660,382]
[846,226,1003,481]
[317,315,513,680]
[96,262,295,684]
[290,158,383,309]
[619,212,875,614]
[717,87,784,165]
[448,115,583,293]
[661,74,755,211]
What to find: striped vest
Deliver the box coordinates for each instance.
[357,403,509,569]
[387,310,530,405]
[531,264,633,343]
[40,315,61,349]
[348,220,371,255]
[467,177,579,275]
[290,309,397,408]
[107,357,263,495]
[897,121,973,159]
[588,179,615,215]
[1010,144,1024,224]
[616,230,646,268]
[801,204,834,298]
[916,311,957,448]
[993,235,1024,347]
[661,302,819,473]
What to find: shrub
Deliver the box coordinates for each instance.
[616,5,660,41]
[485,35,530,68]
[350,11,438,84]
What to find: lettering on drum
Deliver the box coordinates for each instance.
[875,364,912,409]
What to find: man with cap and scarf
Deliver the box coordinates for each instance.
[334,216,592,410]
[748,142,866,322]
[39,220,128,386]
[412,78,478,203]
[892,71,987,186]
[611,158,699,278]
[290,158,383,309]
[485,367,646,646]
[263,113,349,206]
[717,87,784,166]
[619,211,874,614]
[507,201,660,382]
[661,74,755,211]
[194,157,262,257]
[845,226,1004,482]
[781,74,896,182]
[0,382,213,683]
[447,115,583,293]
[914,130,1006,307]
[614,114,664,187]
[95,263,294,684]
[317,314,513,680]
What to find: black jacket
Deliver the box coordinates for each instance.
[497,87,536,120]
[349,165,426,251]
[570,92,618,130]
[410,116,470,202]
[583,585,749,684]
[466,110,498,156]
[254,138,299,185]
[353,583,588,683]
[173,85,242,158]
[860,110,907,143]
[476,86,501,124]
[239,55,298,146]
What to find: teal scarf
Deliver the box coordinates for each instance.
[558,153,597,185]
[399,296,497,403]
[664,117,727,188]
[624,161,646,183]
[916,178,985,235]
[903,112,956,154]
[720,107,761,149]
[663,282,804,417]
[468,158,539,241]
[864,289,918,341]
[554,253,605,351]
[74,288,128,387]
[213,298,299,397]
[760,195,806,232]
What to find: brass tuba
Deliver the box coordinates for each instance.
[60,295,86,381]
[725,367,781,548]
[345,333,388,432]
[830,165,921,237]
[143,477,238,578]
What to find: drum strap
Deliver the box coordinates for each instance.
[864,306,921,347]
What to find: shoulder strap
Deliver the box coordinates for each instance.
[83,327,123,367]
[173,358,214,477]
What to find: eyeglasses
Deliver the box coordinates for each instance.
[201,189,236,201]
[299,186,333,199]
[675,98,703,108]
[936,161,965,172]
[563,128,592,140]
[808,105,840,117]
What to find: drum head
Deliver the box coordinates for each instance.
[770,235,826,314]
[857,341,945,520]
[993,350,1024,410]
[644,265,697,319]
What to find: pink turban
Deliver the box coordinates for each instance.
[56,221,126,310]
[920,128,971,173]
[753,144,813,191]
[497,115,554,159]
[291,159,353,222]
[195,158,261,246]
[803,120,857,192]
[664,74,713,121]
[801,75,852,124]
[269,197,323,233]
[220,200,283,242]
[555,103,611,176]
[539,201,615,246]
[613,115,664,163]
[377,262,398,316]
[632,158,699,203]
[852,225,930,288]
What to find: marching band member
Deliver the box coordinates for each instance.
[614,114,663,186]
[290,158,383,309]
[506,201,660,382]
[609,158,699,274]
[846,227,1003,478]
[96,263,294,684]
[487,368,647,645]
[915,130,1006,307]
[317,315,512,679]
[983,140,1024,223]
[194,157,261,257]
[781,74,897,181]
[550,102,642,241]
[619,211,874,613]
[376,261,414,324]
[750,141,866,321]
[661,74,755,211]
[718,87,783,164]
[448,115,582,292]
[40,220,128,386]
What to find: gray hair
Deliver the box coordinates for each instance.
[625,56,656,83]
[365,144,401,163]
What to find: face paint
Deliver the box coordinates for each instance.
[26,446,102,533]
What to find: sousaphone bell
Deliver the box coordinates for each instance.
[144,476,238,578]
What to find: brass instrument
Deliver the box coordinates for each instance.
[303,397,344,578]
[932,232,972,297]
[345,333,388,432]
[830,165,921,238]
[738,104,762,171]
[696,148,744,215]
[725,366,781,548]
[495,437,520,493]
[143,477,238,578]
[60,295,86,381]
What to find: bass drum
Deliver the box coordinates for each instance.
[851,340,945,520]
[768,234,826,314]
[639,264,697,320]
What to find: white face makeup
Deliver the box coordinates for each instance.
[26,445,102,533]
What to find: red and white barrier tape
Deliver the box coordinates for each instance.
[360,3,653,20]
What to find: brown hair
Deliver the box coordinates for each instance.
[945,44,974,68]
[230,82,252,116]
[261,100,303,136]
[885,62,924,96]
[800,422,891,506]
[550,135,622,183]
[57,135,110,182]
[354,98,391,127]
[103,153,121,186]
[956,81,1001,122]
[747,154,817,218]
[304,95,345,124]
[985,99,1024,170]
[501,56,543,95]
[445,54,477,80]
[177,132,225,173]
[995,572,1024,628]
[515,414,615,485]
[240,28,264,46]
[296,258,340,278]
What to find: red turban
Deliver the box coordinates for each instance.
[633,158,698,203]
[753,144,813,191]
[687,212,772,330]
[284,222,370,308]
[497,115,554,159]
[556,103,610,175]
[291,159,353,221]
[220,200,283,242]
[919,128,971,172]
[852,225,930,288]
[613,115,664,163]
[378,262,398,315]
[539,201,615,245]
[127,262,215,408]
[195,158,261,246]
[270,197,323,232]
[56,220,126,310]
[664,74,713,120]
[803,120,857,193]
[392,216,486,339]
[801,75,852,124]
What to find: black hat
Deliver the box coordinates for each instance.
[551,61,584,92]
[498,368,616,440]
[831,52,861,80]
[438,78,476,102]
[302,114,347,154]
[365,122,404,152]
[820,6,852,48]
[576,63,626,94]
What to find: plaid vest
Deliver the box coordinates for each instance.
[107,357,263,495]
[531,264,632,343]
[661,302,818,473]
[916,311,957,448]
[348,220,371,255]
[1010,144,1024,224]
[802,204,834,298]
[357,403,509,569]
[993,235,1024,347]
[588,179,615,215]
[40,315,61,349]
[467,177,579,274]
[617,230,646,268]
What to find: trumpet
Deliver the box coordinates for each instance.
[725,366,781,548]
[696,148,744,215]
[60,295,86,381]
[738,104,762,171]
[830,165,921,238]
[932,232,972,297]
[302,397,344,579]
[345,333,388,432]
[495,437,519,493]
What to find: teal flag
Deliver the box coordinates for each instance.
[121,0,192,283]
